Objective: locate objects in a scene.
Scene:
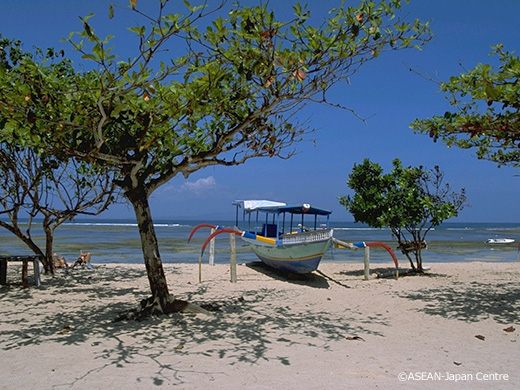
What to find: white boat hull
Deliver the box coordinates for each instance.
[241,229,333,274]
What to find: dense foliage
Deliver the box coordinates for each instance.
[339,158,467,271]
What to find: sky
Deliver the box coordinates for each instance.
[1,0,519,223]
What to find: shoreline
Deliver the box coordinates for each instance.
[2,220,520,266]
[1,261,519,389]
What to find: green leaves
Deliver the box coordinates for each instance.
[412,46,520,167]
[339,158,466,269]
[128,25,146,36]
[1,1,433,196]
[340,158,466,233]
[183,0,207,13]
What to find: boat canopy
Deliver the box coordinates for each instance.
[233,200,331,215]
[233,200,287,211]
[233,200,332,237]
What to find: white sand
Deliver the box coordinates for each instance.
[1,261,519,389]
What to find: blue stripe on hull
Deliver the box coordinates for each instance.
[242,236,332,274]
[255,254,323,274]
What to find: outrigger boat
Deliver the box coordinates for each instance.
[189,200,333,274]
[233,200,334,273]
[189,200,400,275]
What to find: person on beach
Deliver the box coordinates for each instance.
[53,253,69,269]
[70,250,94,269]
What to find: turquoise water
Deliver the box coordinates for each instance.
[1,220,519,265]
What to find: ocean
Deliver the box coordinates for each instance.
[1,220,519,266]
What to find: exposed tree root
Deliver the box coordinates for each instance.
[115,294,211,322]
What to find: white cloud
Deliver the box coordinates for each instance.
[152,176,220,204]
[179,176,217,195]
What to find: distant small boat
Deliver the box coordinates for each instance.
[486,238,515,244]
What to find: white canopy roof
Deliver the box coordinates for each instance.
[233,200,286,211]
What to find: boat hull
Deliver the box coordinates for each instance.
[242,231,333,274]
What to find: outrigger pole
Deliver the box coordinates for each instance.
[333,238,399,279]
[189,226,400,281]
[188,223,218,243]
[188,224,219,282]
[189,225,270,283]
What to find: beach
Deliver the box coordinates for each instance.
[1,261,519,389]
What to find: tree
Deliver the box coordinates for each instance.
[411,45,520,167]
[0,145,117,273]
[0,0,432,314]
[0,36,117,274]
[339,158,466,271]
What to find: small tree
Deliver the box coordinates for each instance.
[0,1,432,313]
[411,45,520,167]
[0,143,117,273]
[339,158,467,271]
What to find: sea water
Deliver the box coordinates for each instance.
[0,220,519,265]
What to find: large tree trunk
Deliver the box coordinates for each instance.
[42,216,57,274]
[126,186,171,311]
[44,227,55,274]
[121,185,209,319]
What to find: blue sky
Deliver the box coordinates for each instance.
[2,0,519,222]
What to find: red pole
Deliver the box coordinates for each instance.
[188,223,217,242]
[366,242,399,269]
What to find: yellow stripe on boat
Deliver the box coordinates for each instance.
[256,235,277,245]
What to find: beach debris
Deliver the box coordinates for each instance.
[175,343,184,350]
[57,325,72,335]
[475,334,485,341]
[345,336,365,342]
[453,361,462,366]
[503,326,515,333]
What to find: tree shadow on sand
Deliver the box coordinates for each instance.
[399,275,520,324]
[1,267,149,349]
[1,265,388,387]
